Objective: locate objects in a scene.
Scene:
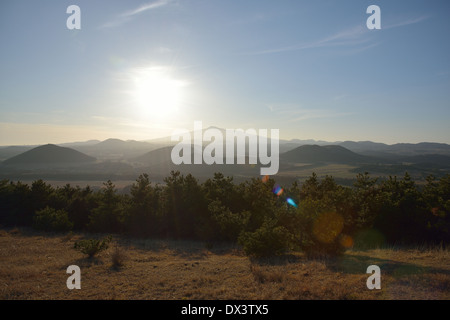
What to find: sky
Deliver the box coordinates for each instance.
[0,0,449,146]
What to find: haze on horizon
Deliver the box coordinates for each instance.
[1,0,449,146]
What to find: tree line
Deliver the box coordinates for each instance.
[0,171,449,256]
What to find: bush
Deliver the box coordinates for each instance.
[238,220,290,258]
[74,236,112,258]
[111,245,128,268]
[295,199,347,257]
[33,206,73,232]
[207,200,250,242]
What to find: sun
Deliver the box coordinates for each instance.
[129,66,186,120]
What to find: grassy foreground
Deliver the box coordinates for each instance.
[0,228,449,300]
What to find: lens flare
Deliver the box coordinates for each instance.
[264,178,298,208]
[312,212,344,244]
[287,198,298,208]
[273,186,283,196]
[339,234,354,248]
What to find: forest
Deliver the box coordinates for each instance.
[0,171,449,257]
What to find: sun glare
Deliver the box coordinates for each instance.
[129,66,187,120]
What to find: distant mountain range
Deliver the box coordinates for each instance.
[71,138,164,161]
[2,133,450,161]
[0,129,449,184]
[337,141,450,158]
[2,144,96,165]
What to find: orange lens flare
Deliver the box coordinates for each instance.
[339,234,354,248]
[312,212,344,244]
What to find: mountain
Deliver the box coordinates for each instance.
[96,138,137,148]
[280,145,377,164]
[145,126,292,149]
[337,141,389,153]
[280,139,389,154]
[132,144,227,167]
[2,144,96,165]
[132,146,176,166]
[0,145,35,161]
[59,140,101,147]
[71,138,160,160]
[385,142,450,156]
[131,144,262,181]
[87,138,155,151]
[337,141,450,157]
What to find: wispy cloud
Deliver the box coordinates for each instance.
[99,0,173,29]
[244,25,369,55]
[244,14,430,56]
[89,115,185,140]
[122,0,172,17]
[384,15,430,30]
[155,46,174,54]
[267,104,352,122]
[336,41,382,56]
[91,115,139,127]
[287,109,353,123]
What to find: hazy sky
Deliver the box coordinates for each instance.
[1,0,449,145]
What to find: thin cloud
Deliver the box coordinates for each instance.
[92,115,172,130]
[336,41,382,56]
[244,25,369,55]
[99,0,173,29]
[287,110,353,123]
[243,14,430,56]
[384,15,430,30]
[267,104,352,122]
[156,46,174,54]
[122,0,172,17]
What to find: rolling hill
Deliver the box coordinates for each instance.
[0,134,449,184]
[71,138,161,160]
[0,146,35,161]
[132,146,177,166]
[1,144,96,165]
[280,145,377,164]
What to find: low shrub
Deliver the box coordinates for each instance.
[238,220,290,258]
[111,245,128,268]
[74,236,112,258]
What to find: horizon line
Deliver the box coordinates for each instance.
[1,135,450,148]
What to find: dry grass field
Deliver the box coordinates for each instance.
[0,227,449,300]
